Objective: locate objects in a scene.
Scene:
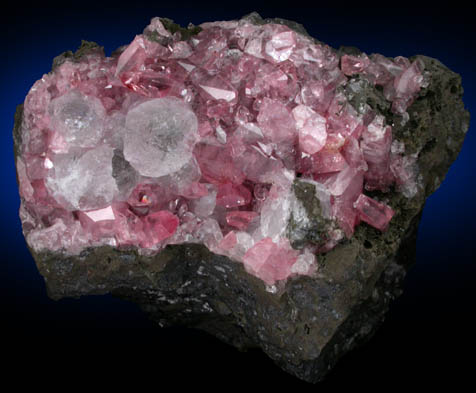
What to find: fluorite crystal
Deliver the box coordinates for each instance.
[17,15,426,283]
[14,13,469,383]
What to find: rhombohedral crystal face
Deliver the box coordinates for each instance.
[17,16,425,285]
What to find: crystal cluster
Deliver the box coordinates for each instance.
[17,17,426,285]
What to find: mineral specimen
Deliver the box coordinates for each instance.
[14,13,469,382]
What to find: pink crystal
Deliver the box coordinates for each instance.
[226,211,258,230]
[190,68,238,103]
[392,60,423,114]
[353,194,394,231]
[218,230,238,251]
[17,16,425,285]
[361,116,393,191]
[216,183,251,208]
[179,182,209,199]
[332,170,364,237]
[243,237,299,285]
[340,54,370,76]
[243,238,276,273]
[311,150,348,175]
[115,36,148,77]
[292,105,327,154]
[143,210,180,246]
[257,98,296,142]
[264,28,296,63]
[77,206,116,240]
[194,143,245,185]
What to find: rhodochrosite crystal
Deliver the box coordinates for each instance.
[17,15,423,282]
[14,14,469,382]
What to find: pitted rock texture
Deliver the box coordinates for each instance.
[14,13,469,382]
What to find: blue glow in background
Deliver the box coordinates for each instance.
[1,1,474,387]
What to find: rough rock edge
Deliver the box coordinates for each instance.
[13,14,470,383]
[52,40,104,70]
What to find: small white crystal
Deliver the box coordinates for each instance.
[44,158,53,169]
[291,250,316,274]
[84,205,115,222]
[194,218,223,249]
[216,126,227,144]
[190,189,217,219]
[258,184,292,241]
[391,139,405,154]
[200,85,236,102]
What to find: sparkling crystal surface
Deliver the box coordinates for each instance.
[16,17,426,285]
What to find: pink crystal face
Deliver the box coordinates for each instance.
[17,17,425,285]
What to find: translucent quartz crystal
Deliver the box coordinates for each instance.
[17,16,425,285]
